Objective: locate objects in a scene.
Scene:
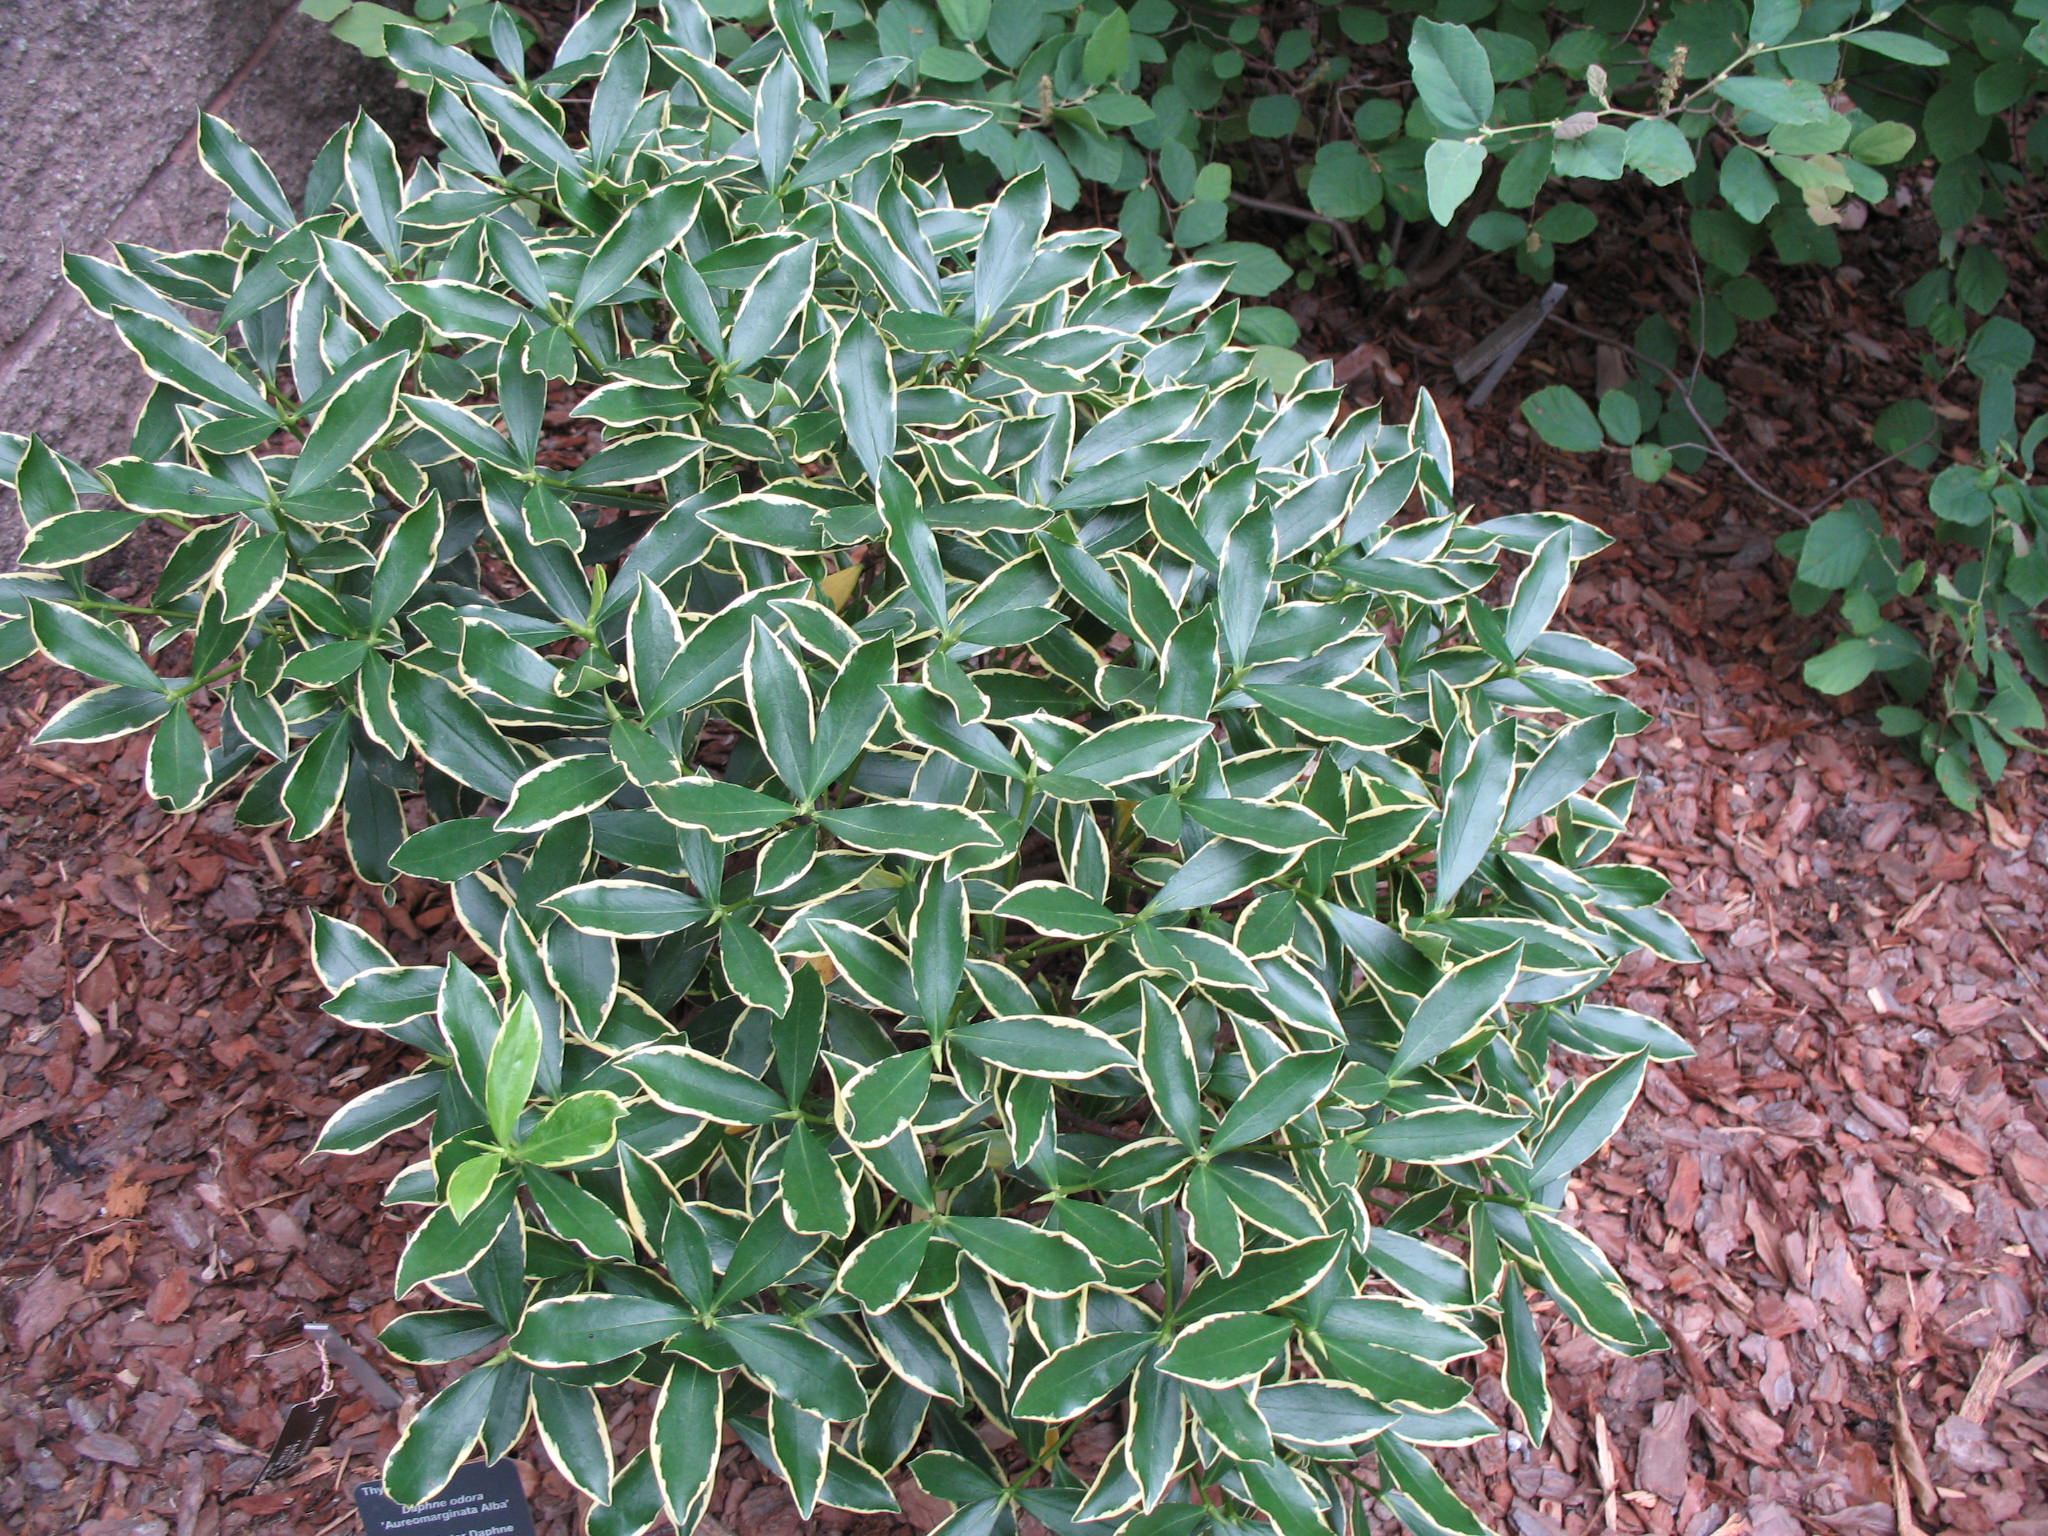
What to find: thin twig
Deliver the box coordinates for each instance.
[1227,191,1371,277]
[1799,437,1940,517]
[1544,312,1805,518]
[1538,310,1935,523]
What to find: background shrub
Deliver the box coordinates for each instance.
[4,5,1696,1533]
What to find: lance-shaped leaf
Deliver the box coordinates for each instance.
[651,1360,722,1527]
[1011,1332,1155,1420]
[1500,1279,1551,1443]
[948,1014,1138,1080]
[815,802,1001,860]
[1527,1050,1649,1189]
[484,994,542,1146]
[835,1053,933,1148]
[1045,714,1211,792]
[811,920,921,1018]
[108,307,274,418]
[780,1124,853,1238]
[943,1216,1101,1296]
[728,240,814,370]
[832,312,897,483]
[752,52,802,187]
[1209,1048,1341,1154]
[973,169,1047,325]
[27,601,162,692]
[1358,1102,1529,1164]
[618,1044,789,1125]
[546,880,710,939]
[1157,1312,1294,1389]
[391,664,534,797]
[572,182,699,317]
[1243,683,1419,750]
[836,1220,934,1312]
[745,619,820,800]
[1375,1429,1496,1536]
[534,1376,615,1505]
[499,754,627,834]
[197,114,296,229]
[1525,1209,1666,1354]
[314,1069,444,1154]
[288,350,406,494]
[389,279,532,343]
[1138,982,1204,1149]
[1435,717,1517,906]
[513,1294,695,1368]
[1504,711,1616,831]
[1258,1380,1400,1449]
[1178,1235,1346,1324]
[1387,945,1522,1080]
[1146,839,1297,918]
[647,776,799,839]
[382,1362,506,1505]
[720,1314,868,1421]
[909,867,967,1032]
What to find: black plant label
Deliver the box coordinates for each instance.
[254,1393,340,1485]
[355,1460,537,1536]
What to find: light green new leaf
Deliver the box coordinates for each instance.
[519,1090,627,1168]
[485,994,542,1146]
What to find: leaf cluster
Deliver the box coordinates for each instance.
[2,5,1695,1534]
[1780,433,2048,807]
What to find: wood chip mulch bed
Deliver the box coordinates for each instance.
[4,262,2047,1535]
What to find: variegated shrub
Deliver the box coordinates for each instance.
[0,5,1696,1534]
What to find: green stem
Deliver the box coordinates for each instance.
[173,662,242,701]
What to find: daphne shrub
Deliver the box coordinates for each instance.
[0,6,1695,1533]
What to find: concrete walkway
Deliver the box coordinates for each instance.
[0,1,411,567]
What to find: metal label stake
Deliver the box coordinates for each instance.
[1455,282,1568,408]
[304,1322,405,1412]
